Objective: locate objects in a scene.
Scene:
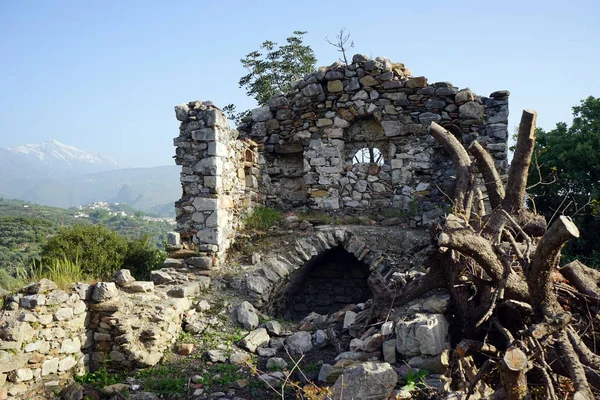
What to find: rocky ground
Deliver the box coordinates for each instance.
[5,222,464,400]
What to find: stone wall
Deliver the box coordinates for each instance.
[0,279,88,398]
[236,55,509,217]
[173,56,510,253]
[0,268,206,399]
[173,102,262,264]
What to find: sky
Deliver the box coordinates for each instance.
[1,0,599,168]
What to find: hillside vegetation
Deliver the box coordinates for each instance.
[0,198,175,275]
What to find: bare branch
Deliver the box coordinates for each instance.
[504,110,537,213]
[529,215,579,315]
[429,122,473,214]
[468,141,505,209]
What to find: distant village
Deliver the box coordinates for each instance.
[73,201,175,223]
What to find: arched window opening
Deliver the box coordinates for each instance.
[352,147,384,166]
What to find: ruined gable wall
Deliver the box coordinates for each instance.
[238,55,509,222]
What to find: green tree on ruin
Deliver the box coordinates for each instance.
[224,31,317,123]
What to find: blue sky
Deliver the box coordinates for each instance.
[1,0,599,167]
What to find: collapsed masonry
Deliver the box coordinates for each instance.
[173,54,509,265]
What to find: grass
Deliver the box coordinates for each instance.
[137,365,188,396]
[195,363,244,387]
[74,367,124,388]
[243,207,282,231]
[25,256,90,289]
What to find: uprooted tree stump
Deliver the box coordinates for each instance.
[366,110,600,399]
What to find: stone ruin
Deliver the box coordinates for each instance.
[173,54,510,266]
[0,55,513,399]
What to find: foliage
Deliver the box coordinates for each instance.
[0,268,23,292]
[123,234,166,280]
[402,368,429,392]
[528,96,600,267]
[0,198,173,276]
[137,365,188,396]
[225,31,317,123]
[39,224,165,281]
[194,363,243,387]
[74,367,123,388]
[27,257,88,289]
[243,207,282,231]
[40,224,129,279]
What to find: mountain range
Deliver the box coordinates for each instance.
[0,139,180,216]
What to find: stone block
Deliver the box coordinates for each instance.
[327,80,343,93]
[459,101,484,120]
[167,282,200,298]
[241,328,270,353]
[405,76,428,88]
[92,282,119,302]
[115,269,135,286]
[204,109,227,127]
[60,338,81,354]
[192,197,218,211]
[191,128,219,141]
[331,362,397,400]
[125,281,154,293]
[41,358,59,376]
[251,106,272,122]
[396,313,449,357]
[58,356,77,372]
[207,141,227,156]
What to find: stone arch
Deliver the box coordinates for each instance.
[241,227,405,318]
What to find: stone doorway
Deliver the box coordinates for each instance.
[274,247,372,321]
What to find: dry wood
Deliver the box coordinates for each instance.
[468,140,505,209]
[503,110,537,213]
[560,260,600,298]
[568,327,600,370]
[556,331,595,399]
[429,121,472,213]
[526,312,571,340]
[456,339,499,357]
[528,215,579,316]
[367,266,446,320]
[501,346,529,400]
[437,220,530,301]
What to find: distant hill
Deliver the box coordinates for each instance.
[0,140,181,216]
[0,198,175,274]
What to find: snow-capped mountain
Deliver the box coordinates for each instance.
[0,139,179,216]
[6,139,122,173]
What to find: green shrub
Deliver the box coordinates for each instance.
[123,234,166,280]
[40,224,128,279]
[0,268,23,292]
[243,207,282,231]
[40,224,166,281]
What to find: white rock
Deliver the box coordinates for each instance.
[285,331,312,355]
[237,301,259,330]
[331,362,397,400]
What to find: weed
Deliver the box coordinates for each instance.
[74,367,123,388]
[402,368,429,392]
[243,207,282,231]
[26,256,89,289]
[137,365,188,396]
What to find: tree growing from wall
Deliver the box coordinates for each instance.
[224,31,317,124]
